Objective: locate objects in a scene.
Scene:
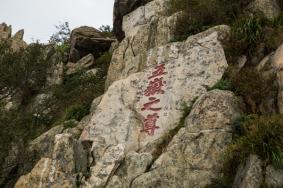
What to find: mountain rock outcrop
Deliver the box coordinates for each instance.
[2,0,283,187]
[0,23,27,50]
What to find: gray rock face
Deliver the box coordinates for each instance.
[247,0,281,20]
[28,125,65,158]
[69,26,114,62]
[265,165,283,188]
[113,0,150,41]
[80,28,229,159]
[0,23,27,50]
[12,29,24,40]
[82,144,125,188]
[233,155,263,188]
[15,133,77,188]
[131,90,244,188]
[66,54,95,75]
[107,0,230,88]
[0,22,12,40]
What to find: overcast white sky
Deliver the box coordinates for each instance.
[0,0,114,43]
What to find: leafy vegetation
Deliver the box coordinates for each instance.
[0,42,49,104]
[168,0,253,41]
[98,25,114,38]
[49,22,71,45]
[205,176,233,188]
[209,79,233,91]
[226,114,283,168]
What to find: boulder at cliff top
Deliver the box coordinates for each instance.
[69,26,114,63]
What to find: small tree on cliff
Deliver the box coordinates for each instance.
[49,21,71,45]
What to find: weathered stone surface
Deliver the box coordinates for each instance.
[12,29,24,40]
[0,22,12,40]
[69,26,113,62]
[233,155,263,188]
[247,0,281,20]
[0,23,27,50]
[123,152,152,186]
[83,144,125,188]
[66,54,95,75]
[107,0,178,87]
[113,0,151,41]
[15,158,76,188]
[28,125,65,158]
[46,62,64,88]
[271,43,283,114]
[106,175,123,188]
[16,133,77,188]
[265,165,283,188]
[107,21,230,88]
[132,90,244,188]
[11,29,27,50]
[273,43,283,70]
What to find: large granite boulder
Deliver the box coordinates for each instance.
[79,23,231,186]
[69,26,114,63]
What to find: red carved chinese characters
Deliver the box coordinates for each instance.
[144,78,166,96]
[141,97,161,111]
[140,113,160,135]
[148,64,167,79]
[140,64,167,136]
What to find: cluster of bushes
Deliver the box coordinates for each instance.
[168,0,253,41]
[0,41,50,104]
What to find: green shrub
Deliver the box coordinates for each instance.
[49,22,70,45]
[55,42,70,56]
[205,176,233,188]
[226,66,275,113]
[96,51,112,68]
[168,0,254,41]
[64,104,90,121]
[209,79,233,91]
[225,114,283,169]
[0,41,49,104]
[98,25,114,38]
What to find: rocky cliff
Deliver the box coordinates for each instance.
[1,0,283,188]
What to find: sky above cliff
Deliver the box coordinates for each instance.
[0,0,114,43]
